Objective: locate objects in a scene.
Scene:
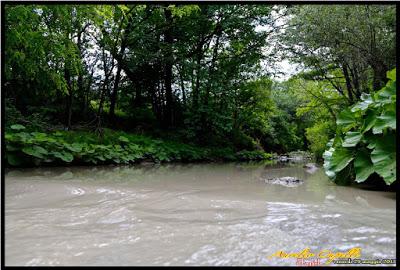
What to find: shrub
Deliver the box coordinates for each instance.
[323,69,396,185]
[5,128,272,167]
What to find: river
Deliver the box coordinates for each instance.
[4,161,396,266]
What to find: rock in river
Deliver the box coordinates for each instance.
[263,176,304,187]
[303,163,318,174]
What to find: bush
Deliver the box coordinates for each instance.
[323,69,396,185]
[306,121,335,159]
[5,128,273,167]
[5,98,53,131]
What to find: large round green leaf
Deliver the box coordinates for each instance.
[354,149,374,183]
[370,134,396,185]
[10,124,26,130]
[323,140,337,179]
[22,145,48,158]
[336,109,357,129]
[374,81,395,105]
[342,131,362,147]
[351,93,372,112]
[361,110,377,133]
[330,146,355,173]
[65,143,83,152]
[377,109,396,130]
[53,151,74,162]
[373,109,396,134]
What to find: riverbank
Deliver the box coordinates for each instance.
[5,127,273,167]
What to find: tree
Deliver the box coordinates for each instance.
[280,5,396,103]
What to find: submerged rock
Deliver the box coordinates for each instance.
[303,163,318,174]
[263,176,304,187]
[273,151,314,163]
[140,159,155,166]
[277,155,290,162]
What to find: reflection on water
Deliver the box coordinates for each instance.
[5,162,396,266]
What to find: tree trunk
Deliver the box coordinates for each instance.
[76,32,84,113]
[342,64,355,104]
[349,65,361,97]
[64,67,73,130]
[67,92,73,130]
[109,13,135,122]
[133,85,142,107]
[83,68,94,118]
[193,48,202,111]
[200,32,221,139]
[178,65,186,107]
[163,7,174,127]
[97,46,113,131]
[371,61,388,90]
[109,65,122,123]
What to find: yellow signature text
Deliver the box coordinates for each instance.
[268,247,361,264]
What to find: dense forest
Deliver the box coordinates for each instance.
[4,4,396,186]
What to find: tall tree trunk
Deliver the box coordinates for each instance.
[342,64,355,104]
[67,92,73,130]
[83,68,94,117]
[365,6,389,90]
[97,46,113,132]
[76,31,84,113]
[64,67,73,130]
[371,61,388,90]
[349,65,361,97]
[163,7,174,127]
[200,32,221,141]
[193,48,202,111]
[133,84,142,107]
[109,65,121,123]
[109,13,135,122]
[204,33,221,105]
[178,65,186,107]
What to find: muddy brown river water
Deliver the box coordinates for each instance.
[4,162,396,266]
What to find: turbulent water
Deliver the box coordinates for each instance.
[5,162,396,266]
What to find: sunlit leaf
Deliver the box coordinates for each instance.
[342,131,362,147]
[53,151,74,162]
[22,145,48,158]
[351,93,372,112]
[10,124,26,130]
[387,68,396,81]
[336,109,357,128]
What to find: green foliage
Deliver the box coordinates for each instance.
[5,99,54,131]
[5,128,272,167]
[235,150,272,161]
[168,5,200,18]
[305,122,333,159]
[353,149,374,183]
[241,79,307,152]
[323,69,396,185]
[10,124,26,131]
[282,5,395,95]
[291,78,342,159]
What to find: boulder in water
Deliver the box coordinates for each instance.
[263,176,304,187]
[140,159,155,166]
[277,155,290,162]
[303,163,318,174]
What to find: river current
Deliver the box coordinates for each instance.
[4,162,396,266]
